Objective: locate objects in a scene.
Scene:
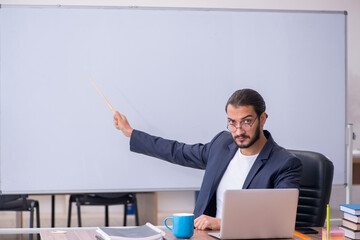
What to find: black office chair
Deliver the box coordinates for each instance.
[67,193,139,227]
[289,150,334,227]
[0,194,40,240]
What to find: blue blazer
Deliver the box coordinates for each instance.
[130,129,302,218]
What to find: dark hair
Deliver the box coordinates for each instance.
[225,89,266,117]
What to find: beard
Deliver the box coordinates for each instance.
[233,121,261,149]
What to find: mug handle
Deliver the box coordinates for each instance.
[164,217,173,231]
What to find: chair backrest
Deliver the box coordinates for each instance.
[0,195,22,202]
[0,194,30,211]
[288,150,334,227]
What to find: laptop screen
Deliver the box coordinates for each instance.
[210,189,299,239]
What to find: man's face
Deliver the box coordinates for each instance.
[226,104,262,149]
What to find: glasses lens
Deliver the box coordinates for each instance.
[227,124,235,132]
[241,123,250,130]
[227,122,251,132]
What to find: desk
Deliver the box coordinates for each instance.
[40,227,323,240]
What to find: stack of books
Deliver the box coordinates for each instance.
[339,204,360,239]
[322,228,345,240]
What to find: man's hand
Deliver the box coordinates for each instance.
[113,111,133,137]
[194,215,221,230]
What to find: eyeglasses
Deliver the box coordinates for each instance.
[227,116,258,132]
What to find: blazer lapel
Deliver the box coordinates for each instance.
[242,158,266,189]
[242,130,275,189]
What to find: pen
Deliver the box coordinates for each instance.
[327,204,330,240]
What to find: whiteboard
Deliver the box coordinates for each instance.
[0,7,346,194]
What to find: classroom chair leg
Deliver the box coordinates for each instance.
[67,201,72,227]
[105,205,109,227]
[76,198,82,227]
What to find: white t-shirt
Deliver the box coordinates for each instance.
[215,149,258,218]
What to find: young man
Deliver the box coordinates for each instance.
[113,89,302,230]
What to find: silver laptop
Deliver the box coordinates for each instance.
[209,189,299,239]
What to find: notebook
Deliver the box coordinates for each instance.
[209,188,299,239]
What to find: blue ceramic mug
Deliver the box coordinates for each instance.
[164,213,194,238]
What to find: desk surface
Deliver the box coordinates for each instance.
[40,227,323,240]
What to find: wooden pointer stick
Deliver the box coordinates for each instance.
[90,77,115,113]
